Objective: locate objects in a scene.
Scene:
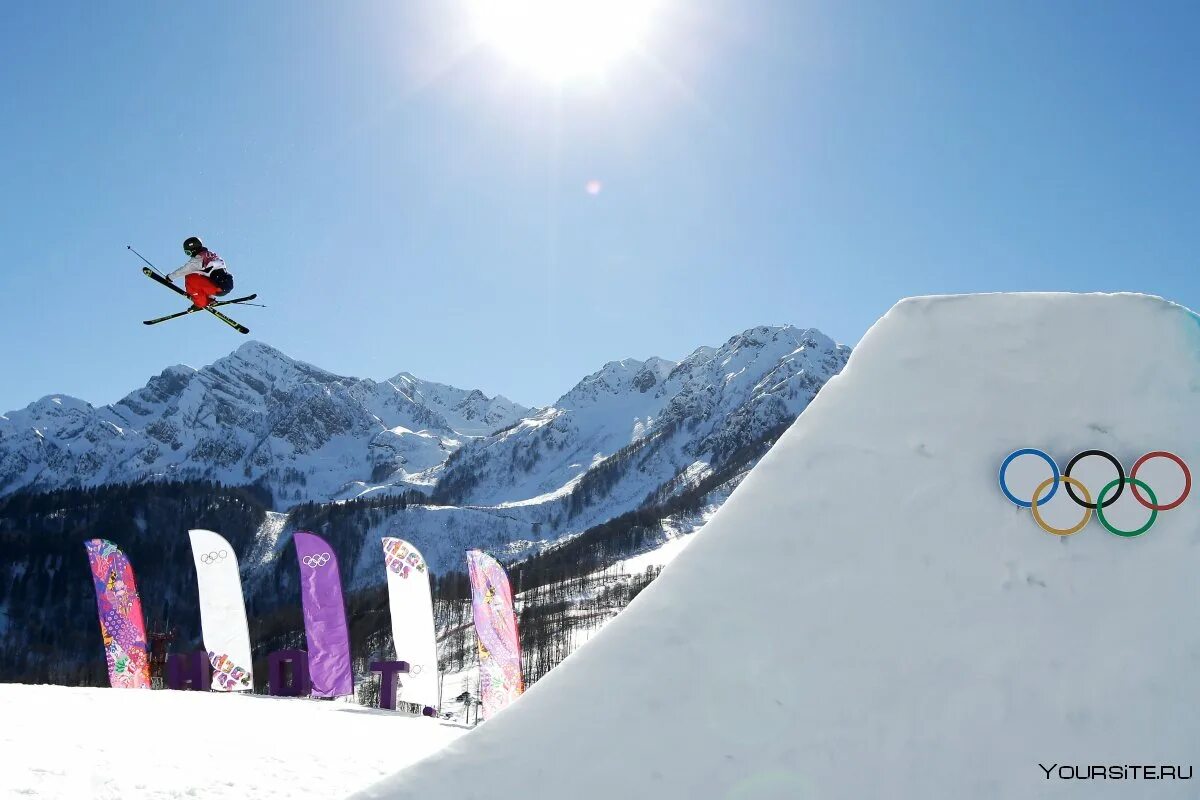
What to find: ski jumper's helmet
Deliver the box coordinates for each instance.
[183,236,204,257]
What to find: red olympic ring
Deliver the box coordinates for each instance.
[1129,451,1191,511]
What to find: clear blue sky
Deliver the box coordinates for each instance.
[2,1,1198,412]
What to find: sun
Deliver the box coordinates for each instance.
[469,0,658,83]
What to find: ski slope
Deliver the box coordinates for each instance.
[0,684,464,800]
[356,293,1200,799]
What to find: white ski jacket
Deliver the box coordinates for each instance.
[169,250,229,280]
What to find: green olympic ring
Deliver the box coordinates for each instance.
[1095,477,1157,538]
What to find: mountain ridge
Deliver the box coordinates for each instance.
[0,340,529,502]
[0,325,849,530]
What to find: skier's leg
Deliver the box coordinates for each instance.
[184,274,221,309]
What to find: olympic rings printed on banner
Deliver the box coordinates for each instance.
[999,449,1191,537]
[303,553,331,568]
[200,550,228,565]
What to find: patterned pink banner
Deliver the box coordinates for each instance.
[466,550,523,719]
[84,539,151,689]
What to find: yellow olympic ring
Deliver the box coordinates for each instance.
[1031,476,1092,536]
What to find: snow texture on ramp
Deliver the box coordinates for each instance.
[356,293,1200,800]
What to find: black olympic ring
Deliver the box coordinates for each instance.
[200,549,229,565]
[303,553,331,568]
[1063,450,1125,510]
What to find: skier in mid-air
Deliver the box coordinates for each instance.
[132,236,255,333]
[168,236,234,310]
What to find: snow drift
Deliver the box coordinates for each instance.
[356,293,1200,799]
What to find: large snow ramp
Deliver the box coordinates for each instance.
[357,294,1200,799]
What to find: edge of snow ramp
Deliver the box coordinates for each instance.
[353,293,1200,800]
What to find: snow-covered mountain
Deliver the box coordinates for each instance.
[433,325,850,533]
[387,372,529,438]
[0,342,528,503]
[0,326,848,529]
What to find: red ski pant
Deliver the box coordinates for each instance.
[184,273,221,308]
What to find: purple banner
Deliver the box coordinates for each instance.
[466,549,524,720]
[293,531,353,698]
[84,539,151,689]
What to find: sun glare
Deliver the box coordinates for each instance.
[470,0,658,83]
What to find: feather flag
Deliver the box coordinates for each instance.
[294,531,354,698]
[382,537,440,711]
[84,539,151,689]
[466,549,523,719]
[188,529,254,691]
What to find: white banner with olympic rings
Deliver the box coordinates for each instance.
[188,529,254,691]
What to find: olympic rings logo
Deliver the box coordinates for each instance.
[200,550,228,565]
[303,553,331,568]
[999,449,1191,537]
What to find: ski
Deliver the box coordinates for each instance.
[142,267,251,334]
[143,294,259,326]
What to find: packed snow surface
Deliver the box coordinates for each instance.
[356,293,1200,799]
[0,684,464,800]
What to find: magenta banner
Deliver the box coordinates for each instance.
[293,531,353,698]
[466,549,524,720]
[84,539,151,689]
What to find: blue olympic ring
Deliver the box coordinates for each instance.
[999,448,1060,508]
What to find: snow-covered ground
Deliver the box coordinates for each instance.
[355,293,1200,799]
[0,684,464,800]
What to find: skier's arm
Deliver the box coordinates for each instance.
[168,256,204,281]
